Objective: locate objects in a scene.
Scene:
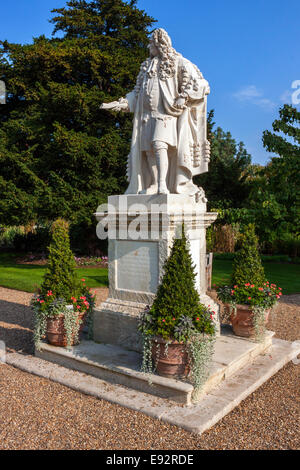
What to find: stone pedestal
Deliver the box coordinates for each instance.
[94,194,219,352]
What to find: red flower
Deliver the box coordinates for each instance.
[250,284,254,288]
[162,319,165,322]
[258,287,263,291]
[248,297,251,300]
[81,278,86,282]
[196,318,200,321]
[172,317,176,321]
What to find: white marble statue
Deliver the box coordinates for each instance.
[101,28,210,199]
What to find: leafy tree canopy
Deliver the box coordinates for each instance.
[0,0,155,227]
[196,110,252,210]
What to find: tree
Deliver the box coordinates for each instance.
[231,224,266,286]
[196,110,252,209]
[261,105,300,237]
[0,0,155,228]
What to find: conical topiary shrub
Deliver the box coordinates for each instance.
[40,218,80,300]
[32,218,96,349]
[231,224,266,287]
[148,227,214,339]
[139,226,216,389]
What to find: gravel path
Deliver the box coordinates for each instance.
[0,286,299,450]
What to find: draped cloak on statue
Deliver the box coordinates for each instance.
[125,54,210,196]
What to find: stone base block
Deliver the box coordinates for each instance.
[93,294,220,353]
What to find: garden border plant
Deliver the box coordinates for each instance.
[138,225,216,396]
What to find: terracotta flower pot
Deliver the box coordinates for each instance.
[228,304,270,338]
[46,310,87,347]
[152,337,190,379]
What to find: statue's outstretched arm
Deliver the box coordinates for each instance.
[100,97,130,112]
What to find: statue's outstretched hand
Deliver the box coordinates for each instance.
[100,97,130,112]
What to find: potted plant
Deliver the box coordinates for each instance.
[216,224,282,341]
[31,218,96,349]
[138,226,216,393]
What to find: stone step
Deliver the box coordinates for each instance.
[6,337,300,435]
[35,328,274,405]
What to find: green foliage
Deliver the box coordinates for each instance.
[139,227,216,341]
[196,110,252,209]
[231,224,266,286]
[258,104,300,240]
[0,0,155,227]
[40,218,80,299]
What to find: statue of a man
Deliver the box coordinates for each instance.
[102,28,210,199]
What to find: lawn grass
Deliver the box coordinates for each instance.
[0,253,108,293]
[212,259,300,295]
[0,253,298,295]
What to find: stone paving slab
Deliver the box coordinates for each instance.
[5,337,299,435]
[35,330,274,404]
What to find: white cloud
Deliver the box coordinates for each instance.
[233,85,276,110]
[280,89,293,103]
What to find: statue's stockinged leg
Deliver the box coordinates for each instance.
[153,141,169,194]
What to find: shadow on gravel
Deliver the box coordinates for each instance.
[0,300,34,354]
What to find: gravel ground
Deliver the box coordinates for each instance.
[0,286,299,450]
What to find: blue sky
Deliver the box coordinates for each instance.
[1,0,299,164]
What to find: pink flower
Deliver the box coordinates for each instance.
[196,317,200,321]
[40,300,45,304]
[162,319,166,322]
[81,279,86,282]
[250,284,254,288]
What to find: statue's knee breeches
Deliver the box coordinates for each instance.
[152,141,168,152]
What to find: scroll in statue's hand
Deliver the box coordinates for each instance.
[174,96,187,110]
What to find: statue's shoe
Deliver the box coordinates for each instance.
[158,185,170,195]
[139,185,158,195]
